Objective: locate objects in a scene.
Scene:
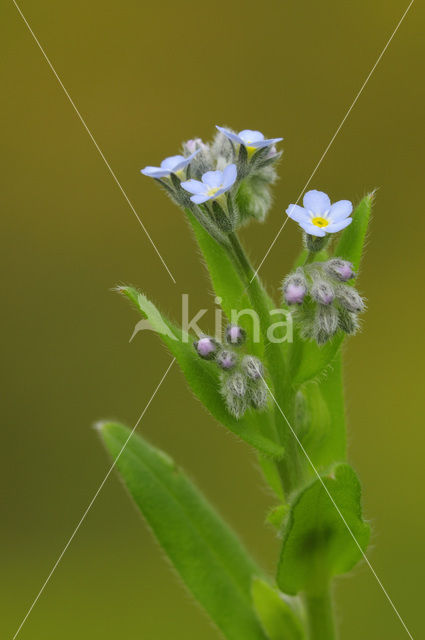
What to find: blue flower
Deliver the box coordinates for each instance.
[216,126,283,152]
[181,164,237,204]
[141,150,199,179]
[286,190,353,237]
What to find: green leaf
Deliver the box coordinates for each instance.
[288,193,373,385]
[277,464,370,595]
[251,578,305,640]
[296,355,346,471]
[99,422,269,640]
[334,192,374,271]
[118,286,284,459]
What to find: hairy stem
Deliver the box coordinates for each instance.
[303,586,337,640]
[227,231,304,494]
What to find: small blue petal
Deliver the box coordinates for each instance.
[299,221,327,237]
[141,166,171,178]
[202,170,223,188]
[328,200,353,222]
[181,179,206,195]
[191,194,210,204]
[216,126,243,145]
[238,130,265,144]
[286,204,310,224]
[303,190,331,215]
[221,163,237,189]
[160,155,186,170]
[326,218,353,233]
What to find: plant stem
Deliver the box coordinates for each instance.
[303,587,337,640]
[227,231,304,494]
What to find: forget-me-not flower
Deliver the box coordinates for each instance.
[216,126,283,152]
[141,150,199,179]
[286,190,353,237]
[181,164,237,204]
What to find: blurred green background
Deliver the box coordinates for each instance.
[1,0,424,638]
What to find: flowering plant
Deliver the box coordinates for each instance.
[97,125,374,639]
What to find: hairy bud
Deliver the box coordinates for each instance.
[314,305,339,344]
[249,381,268,410]
[242,355,264,380]
[282,271,307,305]
[225,324,246,346]
[310,278,335,305]
[216,349,237,371]
[336,285,365,313]
[226,371,247,397]
[324,258,356,282]
[193,336,218,360]
[338,306,360,335]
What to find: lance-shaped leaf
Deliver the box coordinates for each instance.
[99,422,269,640]
[118,286,284,459]
[251,578,305,640]
[277,464,370,595]
[289,193,373,385]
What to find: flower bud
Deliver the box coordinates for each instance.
[226,371,247,397]
[338,307,360,335]
[216,349,237,371]
[282,271,307,305]
[335,285,365,313]
[193,336,218,360]
[324,258,356,282]
[249,381,268,410]
[225,324,246,346]
[313,305,339,344]
[183,138,209,155]
[242,355,264,380]
[224,392,248,419]
[310,279,335,305]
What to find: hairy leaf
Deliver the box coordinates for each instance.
[99,422,269,640]
[118,286,284,459]
[277,464,370,595]
[296,356,346,471]
[251,578,305,640]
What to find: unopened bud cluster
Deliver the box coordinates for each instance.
[282,258,365,345]
[194,325,268,419]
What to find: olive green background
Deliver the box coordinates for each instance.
[1,1,424,638]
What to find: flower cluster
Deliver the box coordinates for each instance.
[282,258,365,344]
[140,125,283,242]
[194,325,268,419]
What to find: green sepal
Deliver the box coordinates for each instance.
[118,286,283,459]
[277,464,370,595]
[212,200,233,232]
[98,422,269,640]
[251,578,305,640]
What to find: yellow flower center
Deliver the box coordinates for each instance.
[207,186,221,197]
[245,145,256,157]
[311,216,329,228]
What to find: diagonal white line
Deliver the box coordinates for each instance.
[260,374,414,639]
[12,0,177,285]
[11,357,176,640]
[250,0,415,283]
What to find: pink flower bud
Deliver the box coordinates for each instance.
[194,336,217,360]
[225,325,246,346]
[284,283,306,305]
